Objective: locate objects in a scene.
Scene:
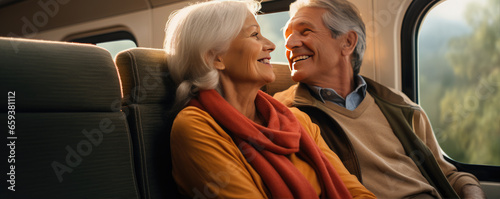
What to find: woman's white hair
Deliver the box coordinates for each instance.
[164,0,261,109]
[290,0,366,75]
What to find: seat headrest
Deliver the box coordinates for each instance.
[0,37,121,112]
[115,47,175,106]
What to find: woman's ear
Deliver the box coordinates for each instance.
[213,55,225,70]
[341,31,358,56]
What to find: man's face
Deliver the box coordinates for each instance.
[284,7,345,85]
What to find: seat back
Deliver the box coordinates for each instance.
[0,37,140,199]
[115,47,179,199]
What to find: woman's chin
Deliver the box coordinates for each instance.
[264,75,276,84]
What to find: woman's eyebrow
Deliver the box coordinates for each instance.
[247,24,259,30]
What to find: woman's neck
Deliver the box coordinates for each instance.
[219,77,263,124]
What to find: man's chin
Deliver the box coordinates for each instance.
[291,72,304,83]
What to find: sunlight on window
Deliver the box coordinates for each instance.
[418,0,499,165]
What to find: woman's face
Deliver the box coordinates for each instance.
[219,13,276,87]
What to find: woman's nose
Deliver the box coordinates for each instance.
[263,37,276,52]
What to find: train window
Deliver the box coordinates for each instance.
[257,11,289,64]
[418,0,499,165]
[69,30,137,60]
[96,39,136,60]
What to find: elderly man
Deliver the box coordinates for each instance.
[274,0,485,198]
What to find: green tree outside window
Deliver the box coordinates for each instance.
[419,0,500,165]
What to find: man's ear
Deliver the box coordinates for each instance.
[341,31,358,56]
[213,55,225,70]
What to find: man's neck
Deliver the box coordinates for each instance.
[315,75,355,99]
[313,61,355,98]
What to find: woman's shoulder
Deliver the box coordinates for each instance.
[171,106,233,143]
[172,106,219,137]
[174,106,212,124]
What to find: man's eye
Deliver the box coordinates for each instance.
[302,29,312,34]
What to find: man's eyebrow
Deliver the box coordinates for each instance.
[286,20,315,32]
[296,21,315,28]
[285,19,316,36]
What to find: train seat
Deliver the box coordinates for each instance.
[0,37,140,198]
[115,47,180,199]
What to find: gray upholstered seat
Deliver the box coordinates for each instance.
[115,47,180,199]
[0,37,140,199]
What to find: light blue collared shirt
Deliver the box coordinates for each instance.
[307,75,367,111]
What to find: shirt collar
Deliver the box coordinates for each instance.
[306,75,367,110]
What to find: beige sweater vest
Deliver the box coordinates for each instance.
[319,93,441,198]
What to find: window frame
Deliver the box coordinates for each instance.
[261,0,293,13]
[401,0,500,181]
[400,0,440,103]
[69,30,137,45]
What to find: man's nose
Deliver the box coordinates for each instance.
[285,33,301,50]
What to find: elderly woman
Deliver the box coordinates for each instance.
[164,1,375,198]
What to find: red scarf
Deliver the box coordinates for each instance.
[189,89,352,199]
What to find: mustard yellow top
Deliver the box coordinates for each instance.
[171,106,376,198]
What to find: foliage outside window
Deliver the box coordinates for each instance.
[418,0,499,165]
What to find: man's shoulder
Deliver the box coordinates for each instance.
[363,77,419,108]
[382,85,419,107]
